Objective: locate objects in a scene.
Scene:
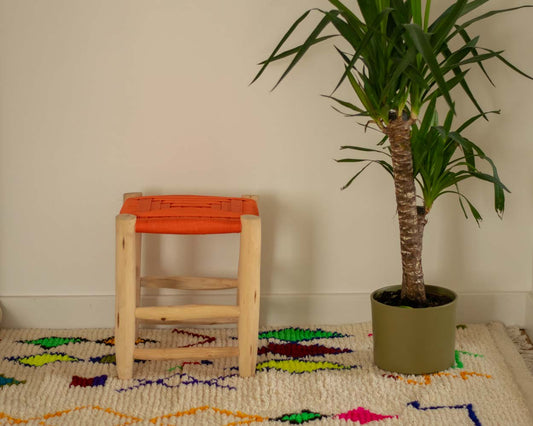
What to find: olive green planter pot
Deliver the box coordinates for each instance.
[371,285,457,375]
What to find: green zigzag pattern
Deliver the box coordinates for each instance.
[258,327,346,342]
[19,336,88,349]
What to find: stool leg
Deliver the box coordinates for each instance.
[123,193,142,339]
[135,232,142,339]
[237,214,261,377]
[115,214,137,380]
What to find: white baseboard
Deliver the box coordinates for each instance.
[0,291,529,329]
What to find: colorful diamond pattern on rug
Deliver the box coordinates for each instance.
[18,335,159,349]
[0,405,404,425]
[0,405,400,425]
[70,375,108,388]
[258,342,352,358]
[336,407,398,424]
[0,323,531,425]
[274,410,324,423]
[18,336,89,349]
[0,374,25,387]
[5,352,82,367]
[89,353,117,364]
[258,327,346,342]
[256,359,358,373]
[273,407,399,424]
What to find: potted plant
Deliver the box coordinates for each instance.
[253,0,532,374]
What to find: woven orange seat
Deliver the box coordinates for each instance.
[120,195,259,234]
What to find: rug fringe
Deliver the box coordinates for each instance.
[506,326,533,374]
[493,323,533,419]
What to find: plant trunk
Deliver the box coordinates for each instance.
[385,115,426,305]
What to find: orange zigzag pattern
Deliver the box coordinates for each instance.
[151,406,267,425]
[384,370,492,385]
[0,405,267,426]
[0,406,143,425]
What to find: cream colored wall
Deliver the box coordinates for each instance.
[1,1,532,327]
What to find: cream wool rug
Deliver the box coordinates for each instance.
[0,323,532,425]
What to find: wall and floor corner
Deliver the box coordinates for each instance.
[1,1,533,329]
[526,292,533,338]
[0,290,532,329]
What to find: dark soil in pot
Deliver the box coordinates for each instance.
[374,289,454,308]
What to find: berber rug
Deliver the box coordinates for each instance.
[0,322,532,425]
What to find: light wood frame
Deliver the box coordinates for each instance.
[115,192,261,379]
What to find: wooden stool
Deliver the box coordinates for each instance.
[115,193,261,379]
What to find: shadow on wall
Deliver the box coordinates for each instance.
[426,201,467,291]
[133,191,276,315]
[427,195,502,292]
[258,193,317,325]
[132,190,319,325]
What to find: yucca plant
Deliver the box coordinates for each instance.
[253,0,532,306]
